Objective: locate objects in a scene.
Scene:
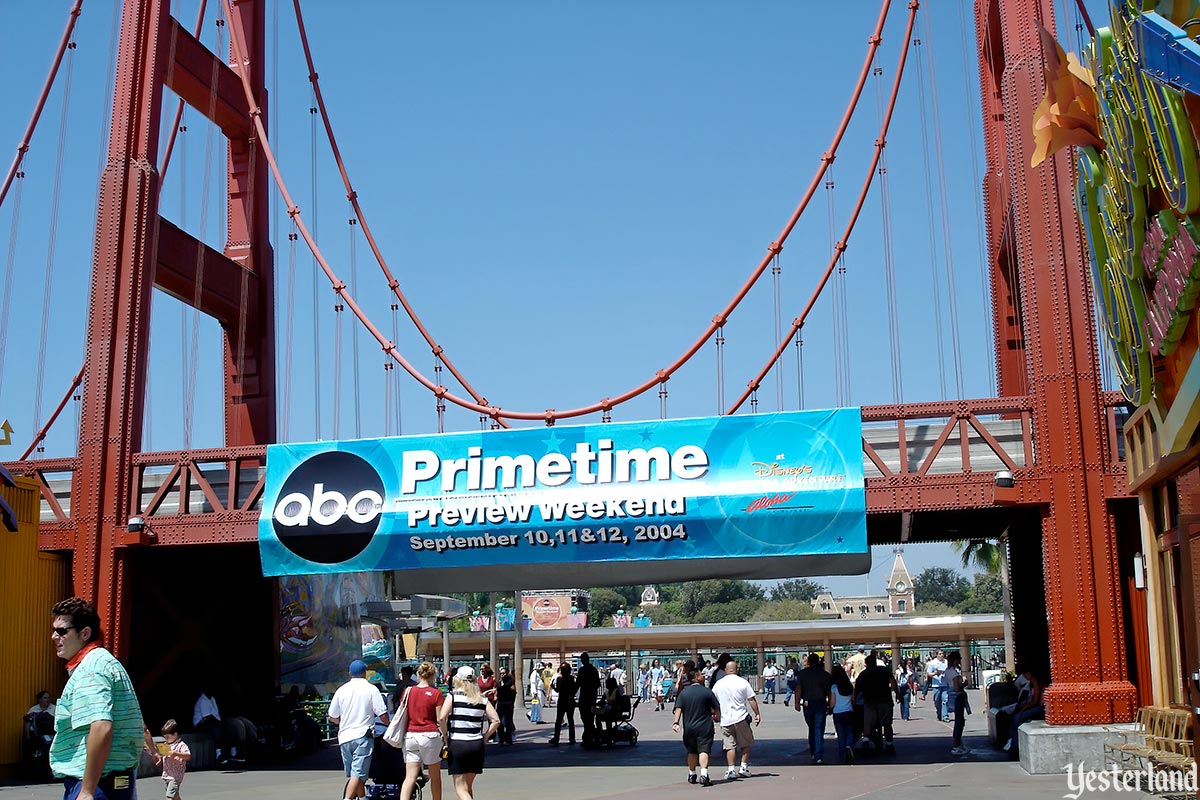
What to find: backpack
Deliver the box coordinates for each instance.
[786,669,798,690]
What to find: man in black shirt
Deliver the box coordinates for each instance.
[576,652,602,742]
[793,653,832,764]
[673,669,720,786]
[548,664,577,745]
[855,653,899,754]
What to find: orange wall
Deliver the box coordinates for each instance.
[0,476,70,769]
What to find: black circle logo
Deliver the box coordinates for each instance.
[272,452,385,564]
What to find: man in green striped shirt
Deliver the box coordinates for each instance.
[48,597,145,800]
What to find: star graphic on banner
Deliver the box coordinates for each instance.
[836,537,844,544]
[639,428,653,443]
[542,431,564,453]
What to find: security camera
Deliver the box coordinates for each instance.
[995,470,1014,488]
[127,516,145,533]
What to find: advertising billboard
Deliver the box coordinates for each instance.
[258,409,869,591]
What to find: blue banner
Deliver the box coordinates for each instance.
[258,410,868,590]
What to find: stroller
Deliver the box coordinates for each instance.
[21,711,55,781]
[583,695,640,748]
[362,734,426,800]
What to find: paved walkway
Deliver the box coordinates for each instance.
[0,695,1140,799]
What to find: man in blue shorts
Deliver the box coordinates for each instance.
[672,669,720,787]
[48,597,145,800]
[329,660,389,800]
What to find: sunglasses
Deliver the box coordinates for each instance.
[52,626,75,636]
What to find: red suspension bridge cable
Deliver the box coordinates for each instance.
[0,0,84,212]
[290,0,505,425]
[227,0,895,424]
[726,0,921,415]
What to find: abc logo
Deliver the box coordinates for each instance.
[272,452,385,564]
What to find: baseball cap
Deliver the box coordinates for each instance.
[349,659,368,677]
[456,666,476,680]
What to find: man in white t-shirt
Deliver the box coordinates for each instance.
[925,650,948,722]
[328,660,389,800]
[761,661,779,704]
[712,661,760,781]
[609,663,627,694]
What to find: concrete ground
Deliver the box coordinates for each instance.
[0,694,1149,799]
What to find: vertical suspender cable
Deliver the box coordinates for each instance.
[956,0,996,396]
[32,40,76,436]
[179,115,189,438]
[348,211,362,437]
[826,170,842,406]
[333,298,343,437]
[659,382,668,419]
[435,357,445,433]
[310,88,322,439]
[913,31,949,399]
[715,324,725,414]
[794,333,805,410]
[392,304,402,435]
[837,250,853,404]
[282,226,298,438]
[921,13,966,399]
[874,64,904,404]
[771,253,784,411]
[0,173,23,400]
[383,360,392,437]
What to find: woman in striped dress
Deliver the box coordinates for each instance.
[438,666,500,800]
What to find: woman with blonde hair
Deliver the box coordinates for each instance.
[439,666,499,800]
[397,662,443,800]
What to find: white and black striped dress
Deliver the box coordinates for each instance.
[447,691,488,775]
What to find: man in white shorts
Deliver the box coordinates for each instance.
[712,660,760,781]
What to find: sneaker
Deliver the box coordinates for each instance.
[950,746,968,755]
[688,775,698,784]
[725,769,738,780]
[739,765,751,777]
[548,739,559,746]
[814,757,823,765]
[845,750,855,765]
[699,775,713,787]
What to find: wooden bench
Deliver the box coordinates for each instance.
[1146,709,1193,782]
[1103,707,1194,777]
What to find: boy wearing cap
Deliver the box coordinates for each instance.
[329,660,389,800]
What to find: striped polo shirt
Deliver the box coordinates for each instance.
[448,692,486,741]
[49,647,145,779]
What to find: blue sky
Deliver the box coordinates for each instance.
[0,1,1101,595]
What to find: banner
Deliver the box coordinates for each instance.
[521,594,580,630]
[258,410,869,590]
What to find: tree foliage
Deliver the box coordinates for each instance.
[679,580,765,618]
[749,599,819,622]
[950,540,1003,576]
[958,572,1004,614]
[693,598,765,624]
[588,588,627,626]
[910,600,960,616]
[913,567,971,608]
[643,601,685,625]
[769,579,827,603]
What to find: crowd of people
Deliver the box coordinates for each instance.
[26,603,1037,800]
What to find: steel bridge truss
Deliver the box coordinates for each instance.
[8,393,1130,550]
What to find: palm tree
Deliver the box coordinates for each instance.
[951,539,1003,575]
